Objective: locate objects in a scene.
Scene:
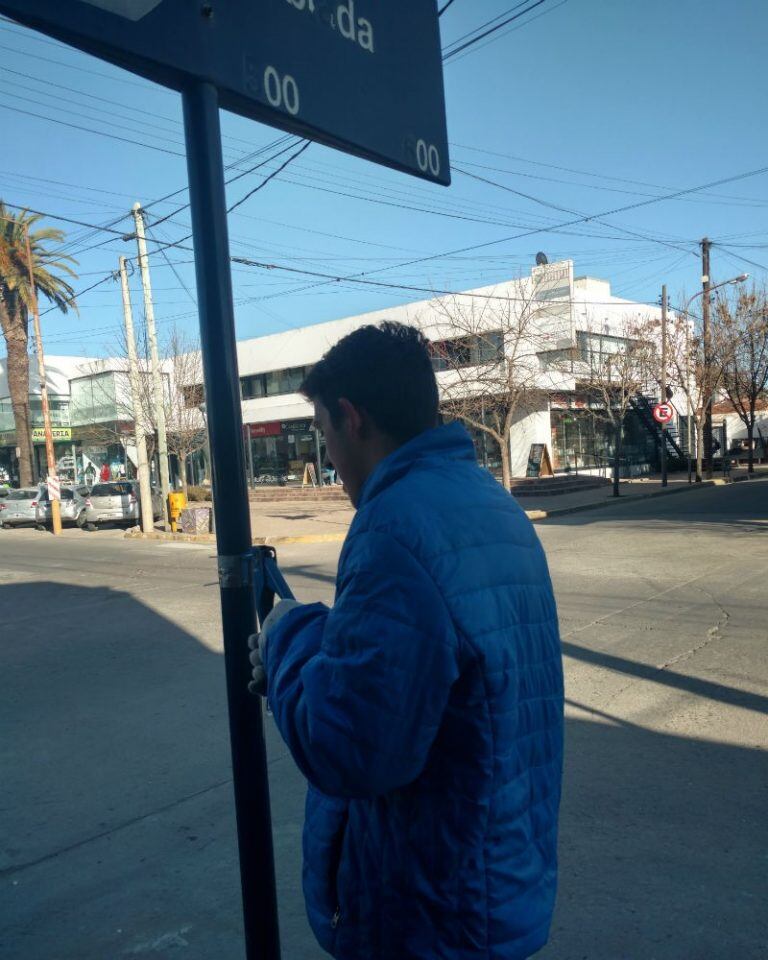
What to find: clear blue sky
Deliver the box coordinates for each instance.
[1,0,767,357]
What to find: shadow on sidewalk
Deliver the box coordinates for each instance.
[1,579,316,960]
[2,580,765,959]
[540,476,768,529]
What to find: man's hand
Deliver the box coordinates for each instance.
[248,598,302,696]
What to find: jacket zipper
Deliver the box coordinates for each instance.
[331,907,341,930]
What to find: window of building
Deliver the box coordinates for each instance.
[575,330,640,368]
[240,365,310,400]
[429,331,504,372]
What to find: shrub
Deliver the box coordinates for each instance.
[185,485,210,502]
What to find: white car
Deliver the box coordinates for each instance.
[82,480,163,529]
[35,485,88,528]
[0,488,40,528]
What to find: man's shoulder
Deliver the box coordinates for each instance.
[348,459,537,566]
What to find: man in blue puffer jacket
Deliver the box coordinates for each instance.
[255,322,564,960]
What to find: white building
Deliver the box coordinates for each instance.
[0,259,681,487]
[226,260,672,480]
[0,354,176,485]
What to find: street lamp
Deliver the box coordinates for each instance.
[680,274,748,482]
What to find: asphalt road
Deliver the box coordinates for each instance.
[1,480,766,959]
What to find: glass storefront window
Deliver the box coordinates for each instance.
[247,418,321,484]
[550,409,614,472]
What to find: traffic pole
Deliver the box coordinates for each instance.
[119,257,155,533]
[132,202,171,525]
[660,284,668,488]
[24,224,61,535]
[701,238,713,479]
[182,81,281,960]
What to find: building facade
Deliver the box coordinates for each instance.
[0,355,174,486]
[219,259,672,482]
[1,259,680,488]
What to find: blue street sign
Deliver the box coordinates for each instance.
[0,0,450,185]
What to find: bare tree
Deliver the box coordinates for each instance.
[73,324,204,491]
[712,286,768,474]
[667,298,734,482]
[430,281,550,491]
[162,325,206,493]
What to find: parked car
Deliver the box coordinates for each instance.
[81,480,162,529]
[35,485,87,528]
[0,488,40,528]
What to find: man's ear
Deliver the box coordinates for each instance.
[337,397,365,439]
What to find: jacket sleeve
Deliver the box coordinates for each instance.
[264,529,460,799]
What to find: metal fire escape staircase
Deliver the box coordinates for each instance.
[629,394,686,466]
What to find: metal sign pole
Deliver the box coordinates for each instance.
[182,80,281,960]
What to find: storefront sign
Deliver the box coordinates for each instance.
[248,419,314,438]
[282,419,312,434]
[248,421,282,438]
[32,427,72,443]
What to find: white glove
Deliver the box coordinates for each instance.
[248,598,302,696]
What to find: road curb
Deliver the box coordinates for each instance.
[124,530,347,546]
[525,478,727,522]
[123,478,740,542]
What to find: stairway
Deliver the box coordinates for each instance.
[629,394,686,465]
[509,475,611,497]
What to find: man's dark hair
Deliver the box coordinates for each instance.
[301,322,439,443]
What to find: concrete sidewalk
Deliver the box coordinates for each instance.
[130,469,763,545]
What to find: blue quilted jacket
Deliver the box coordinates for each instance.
[265,422,564,960]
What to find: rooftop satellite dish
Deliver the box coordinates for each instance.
[535,252,549,266]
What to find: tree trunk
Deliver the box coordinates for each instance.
[5,317,34,487]
[612,421,622,497]
[747,422,755,474]
[695,417,704,483]
[500,437,512,492]
[179,454,189,494]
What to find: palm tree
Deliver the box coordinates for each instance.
[0,202,77,486]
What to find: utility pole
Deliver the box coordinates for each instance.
[119,257,155,534]
[132,202,170,524]
[660,284,668,487]
[24,225,61,535]
[701,238,713,479]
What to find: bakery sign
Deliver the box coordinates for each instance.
[32,427,72,442]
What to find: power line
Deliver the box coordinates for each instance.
[438,0,459,15]
[442,2,532,55]
[200,138,310,227]
[715,246,768,274]
[443,0,548,61]
[1,200,129,237]
[146,225,197,305]
[454,164,698,257]
[0,101,186,159]
[228,160,768,306]
[148,137,303,227]
[446,0,569,65]
[452,141,768,206]
[31,143,311,313]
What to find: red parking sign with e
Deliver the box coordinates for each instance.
[653,403,674,424]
